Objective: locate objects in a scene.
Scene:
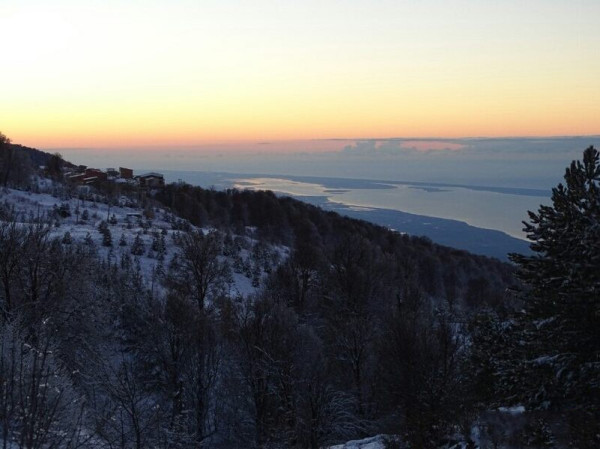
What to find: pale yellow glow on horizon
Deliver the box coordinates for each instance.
[2,1,599,150]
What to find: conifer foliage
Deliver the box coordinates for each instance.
[512,146,599,312]
[510,146,599,352]
[509,146,599,440]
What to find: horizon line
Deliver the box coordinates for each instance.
[39,134,600,151]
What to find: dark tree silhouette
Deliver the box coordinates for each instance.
[46,152,64,179]
[0,132,13,187]
[508,146,600,445]
[510,146,599,357]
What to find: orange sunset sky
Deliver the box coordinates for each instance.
[1,0,599,150]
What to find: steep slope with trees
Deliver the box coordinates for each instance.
[2,134,597,448]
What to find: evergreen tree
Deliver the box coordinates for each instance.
[62,231,72,245]
[98,220,112,247]
[131,234,145,256]
[57,203,71,218]
[157,234,166,261]
[510,146,599,357]
[151,232,160,252]
[508,146,599,444]
[102,228,113,247]
[98,220,108,234]
[511,146,600,349]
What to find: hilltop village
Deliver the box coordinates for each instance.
[64,165,165,188]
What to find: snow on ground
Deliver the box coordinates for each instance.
[328,435,403,449]
[1,185,287,299]
[497,405,525,415]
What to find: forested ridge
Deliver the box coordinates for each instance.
[0,135,597,448]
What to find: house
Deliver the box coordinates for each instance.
[119,167,134,179]
[85,168,108,181]
[106,168,119,177]
[83,176,99,185]
[68,173,86,184]
[136,172,165,188]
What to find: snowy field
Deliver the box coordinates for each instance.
[328,435,403,449]
[1,184,288,299]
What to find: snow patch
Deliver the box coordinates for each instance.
[328,435,402,449]
[497,405,525,415]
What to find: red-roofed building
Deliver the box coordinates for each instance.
[119,167,134,179]
[85,168,107,181]
[136,172,165,188]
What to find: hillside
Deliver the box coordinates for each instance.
[4,142,596,448]
[0,148,521,449]
[1,185,286,298]
[7,142,71,169]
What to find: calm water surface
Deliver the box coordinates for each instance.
[232,177,549,239]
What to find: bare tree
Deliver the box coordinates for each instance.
[329,313,376,418]
[155,294,223,447]
[0,320,86,449]
[0,221,25,320]
[93,350,160,449]
[376,285,467,447]
[168,230,230,310]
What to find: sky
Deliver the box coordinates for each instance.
[2,0,600,151]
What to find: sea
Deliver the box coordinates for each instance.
[157,170,550,261]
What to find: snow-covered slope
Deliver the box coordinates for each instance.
[1,185,288,298]
[328,435,404,449]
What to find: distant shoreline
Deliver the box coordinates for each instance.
[154,169,533,260]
